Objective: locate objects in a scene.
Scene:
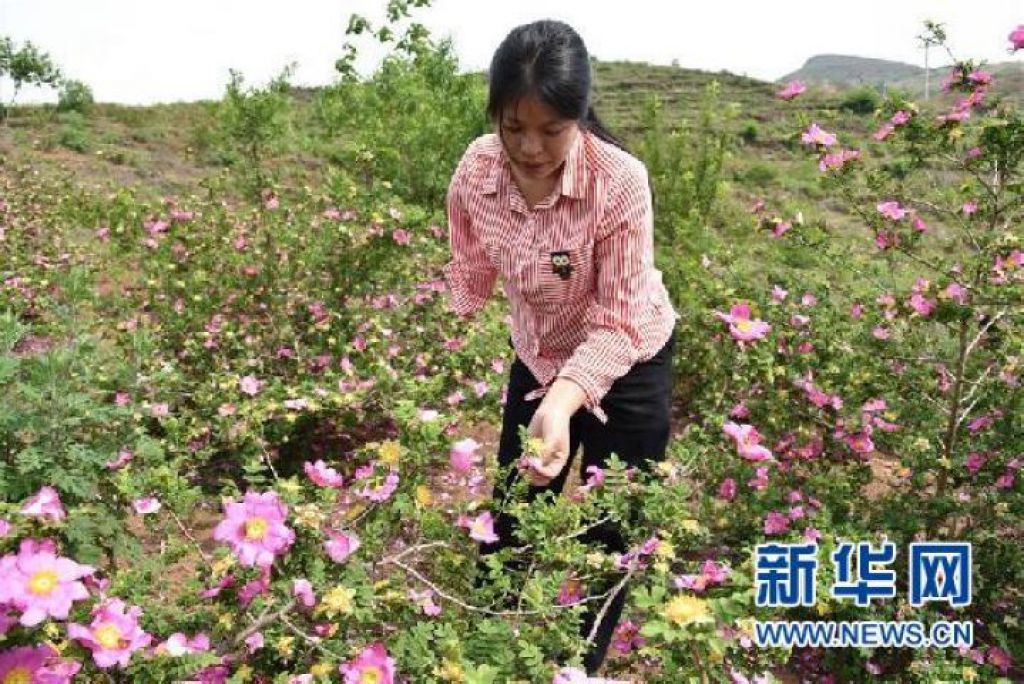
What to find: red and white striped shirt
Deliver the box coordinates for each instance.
[443,128,679,424]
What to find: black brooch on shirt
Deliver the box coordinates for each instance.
[550,251,573,280]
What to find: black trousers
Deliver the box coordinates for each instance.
[475,328,676,675]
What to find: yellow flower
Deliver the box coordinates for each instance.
[655,539,676,560]
[235,664,253,681]
[735,617,755,637]
[679,519,701,533]
[525,437,545,456]
[212,555,235,578]
[293,503,325,529]
[435,658,465,682]
[218,612,234,630]
[379,440,402,466]
[344,501,368,522]
[320,585,356,617]
[276,635,296,658]
[311,662,334,677]
[415,485,433,507]
[663,594,712,627]
[962,667,978,681]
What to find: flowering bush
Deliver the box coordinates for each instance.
[0,12,1020,684]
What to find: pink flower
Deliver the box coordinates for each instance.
[718,478,737,501]
[325,529,361,563]
[986,646,1011,674]
[106,448,133,470]
[801,123,837,147]
[354,467,400,502]
[943,282,969,305]
[845,430,875,455]
[877,201,907,221]
[0,520,9,538]
[770,285,788,302]
[212,491,295,568]
[803,526,822,542]
[392,229,411,246]
[304,460,344,488]
[611,619,645,655]
[1010,25,1024,52]
[872,326,890,340]
[908,293,936,317]
[873,123,895,141]
[20,486,66,523]
[729,402,750,419]
[965,452,987,475]
[851,303,863,319]
[408,588,442,616]
[763,511,790,535]
[770,220,791,238]
[962,201,978,216]
[748,466,769,491]
[578,465,606,495]
[132,497,161,515]
[818,148,859,172]
[891,110,911,126]
[911,214,927,232]
[557,577,584,606]
[723,422,774,461]
[245,632,264,653]
[449,438,481,474]
[69,598,152,668]
[457,511,499,544]
[293,579,316,607]
[0,645,62,682]
[150,402,170,418]
[339,642,396,684]
[714,302,770,343]
[776,80,806,100]
[159,632,210,656]
[239,375,263,396]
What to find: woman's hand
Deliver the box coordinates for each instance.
[525,404,572,487]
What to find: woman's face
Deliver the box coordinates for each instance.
[498,95,580,181]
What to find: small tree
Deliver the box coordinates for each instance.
[216,63,295,200]
[57,78,94,114]
[0,36,62,120]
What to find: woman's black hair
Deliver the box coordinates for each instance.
[487,20,630,155]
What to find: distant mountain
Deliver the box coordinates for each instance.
[780,55,925,89]
[781,54,1024,101]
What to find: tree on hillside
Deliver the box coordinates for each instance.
[0,36,62,120]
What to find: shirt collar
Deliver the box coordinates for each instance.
[482,128,589,200]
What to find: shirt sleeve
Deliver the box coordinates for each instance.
[555,160,655,423]
[441,143,498,320]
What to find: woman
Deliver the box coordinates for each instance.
[443,19,680,676]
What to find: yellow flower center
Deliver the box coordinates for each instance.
[95,622,124,650]
[378,440,401,466]
[245,517,269,540]
[28,569,58,596]
[4,668,32,684]
[663,594,711,627]
[360,669,382,684]
[736,319,754,333]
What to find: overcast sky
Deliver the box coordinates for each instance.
[2,0,1021,105]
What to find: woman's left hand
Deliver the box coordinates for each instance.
[525,404,571,487]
